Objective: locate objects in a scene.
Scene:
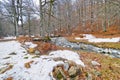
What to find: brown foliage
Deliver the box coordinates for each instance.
[72,23,120,38]
[17,36,33,44]
[17,36,65,55]
[24,61,34,69]
[27,48,35,54]
[37,43,58,54]
[5,77,13,80]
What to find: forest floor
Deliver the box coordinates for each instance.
[0,26,120,80]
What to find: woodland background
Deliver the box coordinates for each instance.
[0,0,120,37]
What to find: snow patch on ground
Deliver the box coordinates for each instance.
[83,34,95,39]
[88,37,120,43]
[0,36,16,40]
[0,41,25,59]
[75,34,120,43]
[75,37,81,40]
[0,41,84,80]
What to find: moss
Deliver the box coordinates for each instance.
[43,36,51,42]
[56,72,63,80]
[24,56,28,59]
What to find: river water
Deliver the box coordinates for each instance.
[51,37,120,58]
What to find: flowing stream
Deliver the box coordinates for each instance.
[51,37,120,58]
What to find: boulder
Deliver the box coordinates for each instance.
[52,60,82,80]
[53,67,67,80]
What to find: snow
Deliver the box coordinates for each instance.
[83,34,95,39]
[75,37,81,40]
[48,50,85,67]
[88,37,120,43]
[0,41,24,59]
[0,41,84,80]
[0,36,16,40]
[24,42,37,48]
[75,34,120,43]
[4,36,16,40]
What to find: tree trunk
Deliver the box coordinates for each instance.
[103,0,107,32]
[39,0,44,37]
[19,0,24,35]
[12,0,18,37]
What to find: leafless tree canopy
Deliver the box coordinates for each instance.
[0,0,120,37]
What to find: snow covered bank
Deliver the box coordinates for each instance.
[88,37,120,43]
[75,34,120,43]
[0,41,25,59]
[4,36,16,40]
[0,41,84,80]
[0,36,16,40]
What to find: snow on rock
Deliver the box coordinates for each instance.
[0,41,84,80]
[48,50,85,67]
[75,34,120,43]
[24,42,37,48]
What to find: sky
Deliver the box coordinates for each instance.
[0,0,76,6]
[34,0,40,6]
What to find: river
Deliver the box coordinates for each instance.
[51,37,120,58]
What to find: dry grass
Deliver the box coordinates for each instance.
[76,51,120,80]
